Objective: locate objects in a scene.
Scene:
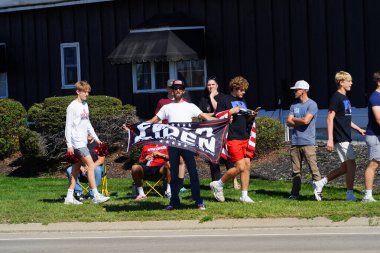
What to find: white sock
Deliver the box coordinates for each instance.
[166,184,171,193]
[217,179,224,187]
[346,190,354,197]
[66,189,74,197]
[364,190,372,198]
[241,190,248,198]
[92,188,100,197]
[322,177,328,185]
[137,186,144,195]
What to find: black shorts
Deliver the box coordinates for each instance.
[142,165,162,179]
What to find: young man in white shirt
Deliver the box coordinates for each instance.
[64,80,109,204]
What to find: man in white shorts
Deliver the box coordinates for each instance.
[362,71,380,202]
[314,71,365,201]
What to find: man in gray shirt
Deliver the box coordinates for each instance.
[287,80,322,201]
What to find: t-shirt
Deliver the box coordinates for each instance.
[65,100,99,149]
[289,99,318,146]
[329,91,352,143]
[215,94,250,140]
[198,93,224,113]
[156,101,202,123]
[139,144,168,167]
[366,90,380,136]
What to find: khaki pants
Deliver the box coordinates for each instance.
[290,145,321,196]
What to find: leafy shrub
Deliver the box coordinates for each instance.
[18,126,46,158]
[255,117,285,158]
[0,99,27,158]
[27,95,138,163]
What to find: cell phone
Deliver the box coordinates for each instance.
[254,107,262,112]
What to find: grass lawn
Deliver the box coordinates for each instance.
[1,176,379,224]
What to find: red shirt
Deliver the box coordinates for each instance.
[139,144,168,167]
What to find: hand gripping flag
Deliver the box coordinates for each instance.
[124,118,230,163]
[215,110,256,160]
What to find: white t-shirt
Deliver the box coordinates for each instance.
[156,101,202,123]
[65,100,98,149]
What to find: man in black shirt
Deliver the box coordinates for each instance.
[314,71,365,201]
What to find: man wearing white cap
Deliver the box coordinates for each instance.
[287,80,322,201]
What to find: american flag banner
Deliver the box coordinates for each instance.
[125,118,230,163]
[215,110,256,160]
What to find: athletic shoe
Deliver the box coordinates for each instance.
[164,191,172,198]
[313,180,324,201]
[92,194,110,204]
[135,194,147,201]
[240,195,254,203]
[196,203,206,210]
[163,205,178,211]
[346,195,358,202]
[73,192,85,201]
[179,187,187,193]
[210,181,225,202]
[362,196,377,203]
[288,195,299,200]
[233,178,241,190]
[64,196,83,205]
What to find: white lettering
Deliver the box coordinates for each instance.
[199,137,216,152]
[180,131,197,144]
[134,122,153,142]
[195,127,214,137]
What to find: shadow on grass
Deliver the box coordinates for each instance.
[104,201,197,212]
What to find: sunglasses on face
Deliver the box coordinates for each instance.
[172,86,184,91]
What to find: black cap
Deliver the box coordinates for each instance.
[170,79,185,89]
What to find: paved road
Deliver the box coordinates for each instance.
[1,226,380,253]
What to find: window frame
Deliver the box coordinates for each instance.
[0,43,8,98]
[132,60,207,93]
[60,42,81,89]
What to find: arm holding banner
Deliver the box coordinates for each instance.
[198,112,218,121]
[146,115,161,124]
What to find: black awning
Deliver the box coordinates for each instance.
[108,30,200,64]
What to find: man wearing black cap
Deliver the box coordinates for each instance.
[147,79,216,210]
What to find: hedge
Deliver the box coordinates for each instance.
[0,99,27,158]
[25,95,138,163]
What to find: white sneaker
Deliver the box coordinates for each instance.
[240,195,254,203]
[92,194,110,204]
[210,181,225,202]
[164,191,172,198]
[362,196,377,203]
[313,180,324,201]
[346,195,358,202]
[64,196,83,205]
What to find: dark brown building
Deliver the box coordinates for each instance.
[1,0,380,118]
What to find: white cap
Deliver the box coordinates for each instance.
[290,80,310,90]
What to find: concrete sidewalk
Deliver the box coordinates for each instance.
[1,217,379,233]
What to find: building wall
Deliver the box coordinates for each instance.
[1,0,380,118]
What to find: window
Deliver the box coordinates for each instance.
[0,43,7,98]
[132,59,206,93]
[0,73,8,98]
[60,42,81,89]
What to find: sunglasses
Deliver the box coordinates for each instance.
[172,86,184,91]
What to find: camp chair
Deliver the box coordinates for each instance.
[144,174,166,197]
[78,163,111,196]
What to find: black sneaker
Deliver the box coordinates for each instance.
[288,195,299,200]
[73,192,85,201]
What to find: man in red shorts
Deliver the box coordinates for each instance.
[210,76,257,203]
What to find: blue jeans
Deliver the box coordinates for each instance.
[66,165,104,197]
[168,147,203,207]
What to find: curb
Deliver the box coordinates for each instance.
[1,217,379,233]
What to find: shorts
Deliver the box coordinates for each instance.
[334,141,356,162]
[226,139,254,162]
[366,135,380,161]
[142,165,162,179]
[74,146,90,158]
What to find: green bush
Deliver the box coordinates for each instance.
[27,95,138,163]
[255,117,285,158]
[18,126,46,158]
[0,99,27,158]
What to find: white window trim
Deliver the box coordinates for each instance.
[60,42,81,89]
[132,60,207,94]
[0,72,8,98]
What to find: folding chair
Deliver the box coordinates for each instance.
[78,163,110,196]
[143,174,166,197]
